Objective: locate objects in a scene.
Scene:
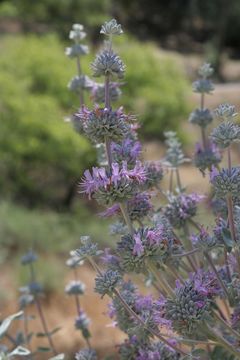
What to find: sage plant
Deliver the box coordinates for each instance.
[68,18,240,360]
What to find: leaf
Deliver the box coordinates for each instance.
[36,327,61,337]
[9,346,31,357]
[49,327,61,336]
[37,346,51,352]
[0,311,23,339]
[48,354,65,360]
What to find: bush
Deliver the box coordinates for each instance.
[0,34,95,207]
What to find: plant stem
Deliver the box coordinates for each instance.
[200,93,207,149]
[113,288,190,357]
[204,251,230,300]
[119,202,134,236]
[214,312,240,340]
[175,168,182,192]
[147,261,174,297]
[76,55,84,106]
[29,263,57,355]
[34,296,57,355]
[169,169,173,192]
[206,323,240,359]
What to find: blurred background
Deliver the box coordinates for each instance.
[0,0,240,357]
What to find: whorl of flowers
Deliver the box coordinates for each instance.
[74,106,132,143]
[75,310,91,337]
[194,142,221,174]
[21,250,38,265]
[68,75,93,93]
[210,166,240,198]
[191,227,216,250]
[65,280,85,295]
[164,132,189,168]
[117,223,181,273]
[100,19,123,36]
[101,192,153,222]
[69,24,86,42]
[90,81,122,103]
[72,236,102,260]
[95,269,122,297]
[111,137,142,166]
[211,121,240,148]
[189,108,213,128]
[119,337,180,360]
[80,161,146,205]
[165,271,219,337]
[164,193,204,229]
[214,103,237,121]
[91,50,125,79]
[198,62,214,78]
[143,161,164,189]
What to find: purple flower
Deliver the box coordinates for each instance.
[80,161,146,205]
[133,233,144,256]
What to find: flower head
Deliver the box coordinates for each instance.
[198,63,214,78]
[69,24,86,42]
[194,142,221,174]
[165,270,219,336]
[210,167,240,198]
[214,103,237,121]
[95,269,121,297]
[74,106,132,143]
[211,121,240,148]
[91,50,125,78]
[164,193,204,229]
[91,81,122,103]
[100,19,123,36]
[192,79,214,94]
[189,108,213,128]
[65,280,85,295]
[81,161,146,206]
[65,44,89,58]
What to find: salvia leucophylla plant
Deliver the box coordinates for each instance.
[69,19,240,360]
[3,19,240,360]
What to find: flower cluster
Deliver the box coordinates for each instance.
[81,161,146,205]
[74,106,132,143]
[164,132,189,168]
[165,271,219,337]
[117,222,181,273]
[164,193,204,228]
[210,167,240,198]
[193,142,221,174]
[91,50,125,79]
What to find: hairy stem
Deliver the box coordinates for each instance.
[29,263,57,355]
[76,55,84,106]
[119,202,134,236]
[204,251,230,300]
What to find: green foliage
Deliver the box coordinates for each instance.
[115,36,190,138]
[0,34,95,206]
[0,0,111,36]
[0,200,111,256]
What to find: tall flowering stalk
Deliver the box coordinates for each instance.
[68,21,240,360]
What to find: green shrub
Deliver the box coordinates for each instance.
[0,34,95,207]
